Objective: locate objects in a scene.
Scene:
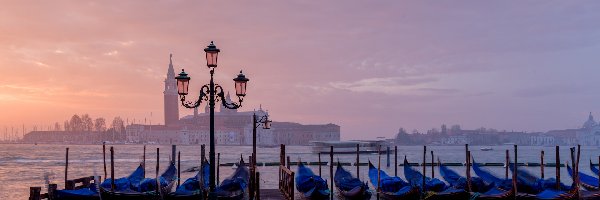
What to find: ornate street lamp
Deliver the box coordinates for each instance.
[175,41,248,199]
[252,113,271,167]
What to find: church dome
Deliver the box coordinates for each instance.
[583,112,597,129]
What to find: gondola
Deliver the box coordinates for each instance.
[100,161,177,200]
[367,161,419,200]
[533,182,578,200]
[214,157,250,200]
[334,162,371,200]
[567,163,598,191]
[404,157,472,200]
[508,162,569,194]
[438,159,491,192]
[591,160,599,176]
[296,160,331,199]
[54,162,145,200]
[167,159,210,200]
[402,157,447,192]
[471,159,516,200]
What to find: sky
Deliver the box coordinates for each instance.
[1,1,600,140]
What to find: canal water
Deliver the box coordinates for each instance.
[0,144,598,200]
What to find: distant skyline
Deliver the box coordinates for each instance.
[1,1,600,140]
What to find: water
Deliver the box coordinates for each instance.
[0,144,597,200]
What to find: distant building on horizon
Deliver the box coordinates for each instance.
[22,54,340,145]
[124,54,340,145]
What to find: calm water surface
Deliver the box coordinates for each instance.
[0,144,598,200]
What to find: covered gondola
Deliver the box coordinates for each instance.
[367,161,419,200]
[214,157,250,200]
[54,162,145,200]
[100,161,177,200]
[438,159,491,192]
[296,161,331,199]
[167,159,210,200]
[403,157,469,200]
[471,160,516,200]
[509,162,569,194]
[334,162,371,200]
[567,163,598,191]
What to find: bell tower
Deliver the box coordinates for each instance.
[164,54,179,126]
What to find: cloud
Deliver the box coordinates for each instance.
[329,76,440,95]
[513,84,588,98]
[103,50,118,56]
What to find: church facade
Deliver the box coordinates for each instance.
[124,54,340,145]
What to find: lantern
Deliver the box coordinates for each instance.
[175,69,191,95]
[233,70,249,97]
[264,119,272,129]
[204,41,220,68]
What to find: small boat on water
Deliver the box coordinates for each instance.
[214,157,250,200]
[480,147,493,151]
[334,162,371,200]
[367,161,419,200]
[296,160,331,199]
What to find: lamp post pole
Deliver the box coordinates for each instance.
[174,41,250,200]
[252,113,272,168]
[209,70,216,195]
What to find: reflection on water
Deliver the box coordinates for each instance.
[0,144,597,200]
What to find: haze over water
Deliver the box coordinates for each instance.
[1,144,597,199]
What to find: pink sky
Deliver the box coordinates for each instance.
[1,1,600,139]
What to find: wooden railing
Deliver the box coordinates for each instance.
[279,165,295,200]
[66,176,96,190]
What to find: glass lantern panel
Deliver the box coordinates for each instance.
[235,82,247,96]
[206,52,218,67]
[177,80,189,95]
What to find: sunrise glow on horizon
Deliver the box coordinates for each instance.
[1,1,600,139]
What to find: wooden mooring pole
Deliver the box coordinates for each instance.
[65,147,69,188]
[513,145,518,199]
[143,145,146,177]
[356,143,360,179]
[377,145,381,200]
[395,146,398,177]
[177,151,181,187]
[540,150,544,179]
[505,149,509,180]
[330,146,334,200]
[467,150,472,192]
[318,153,322,176]
[431,151,434,178]
[172,145,176,163]
[556,146,560,190]
[110,146,115,191]
[387,146,390,168]
[156,148,159,194]
[103,144,107,181]
[217,153,220,184]
[422,145,426,198]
